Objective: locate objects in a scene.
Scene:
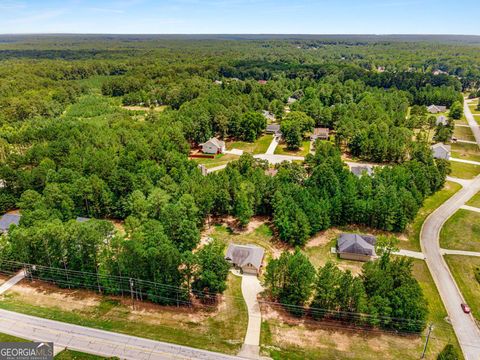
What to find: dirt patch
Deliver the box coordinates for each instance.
[122,105,166,112]
[5,280,100,311]
[306,228,340,248]
[206,215,269,235]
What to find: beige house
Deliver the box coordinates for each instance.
[311,127,330,141]
[225,244,265,275]
[200,138,226,154]
[337,233,377,262]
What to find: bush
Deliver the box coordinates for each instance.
[475,267,480,284]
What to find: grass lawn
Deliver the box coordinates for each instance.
[274,140,310,157]
[403,181,462,251]
[0,333,27,342]
[55,350,111,360]
[192,153,240,169]
[453,126,476,142]
[260,260,460,360]
[451,142,480,162]
[449,161,480,179]
[0,274,247,355]
[466,191,480,207]
[468,105,480,115]
[440,209,480,252]
[208,222,281,263]
[445,255,480,321]
[227,135,272,154]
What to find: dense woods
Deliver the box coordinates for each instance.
[0,35,477,306]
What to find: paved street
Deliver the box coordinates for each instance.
[0,309,242,360]
[419,100,480,360]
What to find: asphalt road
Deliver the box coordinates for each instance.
[0,309,241,360]
[419,100,480,360]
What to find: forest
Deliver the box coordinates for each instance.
[0,35,479,312]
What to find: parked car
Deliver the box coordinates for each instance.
[461,303,471,314]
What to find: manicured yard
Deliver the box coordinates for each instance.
[451,142,480,162]
[274,140,310,157]
[55,350,111,360]
[445,255,480,321]
[227,135,273,154]
[192,153,240,169]
[468,104,480,115]
[403,181,462,251]
[466,191,480,207]
[260,260,460,360]
[0,274,247,355]
[449,161,480,179]
[453,126,476,142]
[440,209,480,252]
[0,333,27,342]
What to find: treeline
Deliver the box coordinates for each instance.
[265,250,428,333]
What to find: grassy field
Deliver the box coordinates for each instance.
[451,142,480,162]
[260,260,460,360]
[192,153,240,169]
[55,350,111,360]
[454,126,476,142]
[466,191,480,207]
[0,274,248,355]
[440,209,480,252]
[227,135,272,154]
[445,255,480,321]
[274,140,310,157]
[403,181,462,251]
[449,161,480,179]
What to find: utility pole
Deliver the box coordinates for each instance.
[129,278,135,310]
[421,323,433,359]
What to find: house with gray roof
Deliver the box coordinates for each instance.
[427,105,447,114]
[436,115,448,126]
[200,138,226,154]
[350,165,373,177]
[225,244,265,275]
[266,123,282,138]
[337,233,377,262]
[262,110,275,122]
[0,214,21,233]
[431,143,451,160]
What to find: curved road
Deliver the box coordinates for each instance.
[420,101,480,360]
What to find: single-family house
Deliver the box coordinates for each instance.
[427,105,447,114]
[0,213,21,233]
[76,217,91,223]
[266,124,282,138]
[350,165,373,177]
[433,69,448,76]
[225,244,265,275]
[377,66,385,73]
[287,97,297,105]
[311,128,330,141]
[337,233,377,262]
[214,80,223,85]
[200,138,226,154]
[436,115,448,126]
[262,110,275,122]
[258,80,267,85]
[431,143,451,160]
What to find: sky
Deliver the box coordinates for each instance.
[0,0,478,35]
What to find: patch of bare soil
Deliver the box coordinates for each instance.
[6,279,100,311]
[261,301,420,355]
[306,228,341,248]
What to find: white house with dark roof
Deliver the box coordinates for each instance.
[337,233,377,262]
[200,138,226,154]
[225,244,265,275]
[431,143,451,160]
[427,105,447,114]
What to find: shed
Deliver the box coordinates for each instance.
[225,244,265,275]
[337,233,377,262]
[431,143,451,160]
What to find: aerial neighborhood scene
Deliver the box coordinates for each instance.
[1,1,480,360]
